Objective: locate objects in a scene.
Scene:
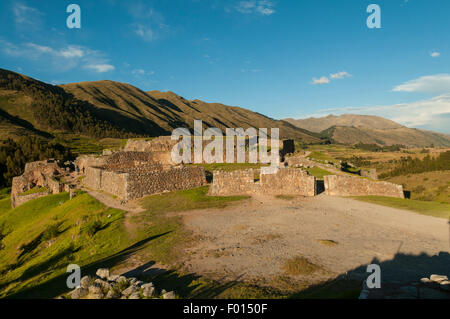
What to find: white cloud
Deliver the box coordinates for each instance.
[330,71,352,79]
[132,69,154,76]
[13,3,43,26]
[311,71,352,85]
[85,64,115,73]
[392,74,450,94]
[59,46,85,58]
[134,24,157,42]
[235,1,275,16]
[311,76,330,85]
[430,51,440,58]
[1,39,115,73]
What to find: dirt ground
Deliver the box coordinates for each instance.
[180,194,450,289]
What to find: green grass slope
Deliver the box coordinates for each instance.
[0,192,130,298]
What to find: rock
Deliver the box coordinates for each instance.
[89,283,103,295]
[129,292,141,299]
[121,285,139,297]
[69,287,88,299]
[440,281,450,292]
[430,275,448,283]
[162,291,176,299]
[108,275,120,282]
[420,278,430,284]
[95,279,112,291]
[105,289,121,299]
[141,283,154,290]
[143,286,155,298]
[96,268,110,279]
[134,280,145,287]
[80,275,94,289]
[128,277,138,285]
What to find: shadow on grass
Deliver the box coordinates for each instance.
[6,232,171,299]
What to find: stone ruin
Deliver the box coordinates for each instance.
[324,175,404,198]
[80,150,206,202]
[10,136,405,207]
[209,168,316,197]
[11,160,74,208]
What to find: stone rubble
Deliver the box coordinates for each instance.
[67,268,176,300]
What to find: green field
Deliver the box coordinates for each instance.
[352,196,450,219]
[305,167,333,180]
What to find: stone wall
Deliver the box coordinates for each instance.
[126,166,207,200]
[84,164,206,201]
[11,191,51,208]
[324,175,404,198]
[11,160,67,208]
[75,155,108,174]
[209,168,316,197]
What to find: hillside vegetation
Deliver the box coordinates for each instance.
[61,80,323,141]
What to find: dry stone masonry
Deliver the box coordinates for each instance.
[324,175,404,198]
[209,168,316,197]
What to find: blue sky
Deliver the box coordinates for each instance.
[1,0,449,133]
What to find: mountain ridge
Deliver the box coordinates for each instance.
[284,114,450,147]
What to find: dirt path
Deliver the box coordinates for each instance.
[180,194,450,288]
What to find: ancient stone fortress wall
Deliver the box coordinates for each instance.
[324,175,404,198]
[126,166,206,200]
[83,151,207,201]
[11,160,67,208]
[209,168,316,197]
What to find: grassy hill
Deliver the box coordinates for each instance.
[0,69,130,139]
[61,80,323,141]
[285,114,450,147]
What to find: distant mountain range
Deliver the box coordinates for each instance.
[1,68,449,147]
[284,114,450,147]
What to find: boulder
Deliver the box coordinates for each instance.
[143,286,155,298]
[89,283,103,295]
[95,279,112,291]
[129,292,141,299]
[108,275,120,282]
[162,291,176,299]
[80,275,93,289]
[121,285,139,297]
[117,276,128,284]
[430,274,448,283]
[96,268,110,279]
[141,283,154,290]
[105,289,121,299]
[69,287,88,299]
